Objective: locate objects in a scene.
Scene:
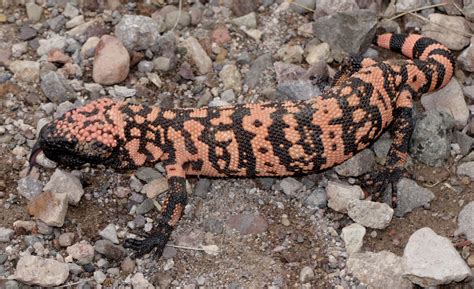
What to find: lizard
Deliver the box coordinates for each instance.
[28,33,455,258]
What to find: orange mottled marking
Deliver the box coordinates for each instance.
[125,139,146,166]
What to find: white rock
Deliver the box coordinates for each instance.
[347,251,412,289]
[130,272,154,289]
[13,255,69,287]
[37,34,67,56]
[421,78,469,129]
[0,227,14,242]
[341,223,366,255]
[43,169,84,205]
[455,202,474,242]
[421,14,471,50]
[66,241,95,265]
[183,36,212,75]
[402,227,472,286]
[9,60,40,82]
[347,200,394,229]
[326,181,364,213]
[305,42,331,65]
[99,224,119,244]
[457,162,474,181]
[219,64,242,92]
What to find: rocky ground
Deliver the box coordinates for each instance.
[0,0,473,288]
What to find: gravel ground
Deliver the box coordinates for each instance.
[0,0,473,288]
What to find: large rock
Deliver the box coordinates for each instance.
[347,199,394,229]
[43,169,84,205]
[183,36,212,75]
[455,202,474,243]
[92,35,130,85]
[326,181,364,213]
[402,227,472,286]
[340,223,366,255]
[313,10,377,56]
[9,60,39,82]
[115,15,161,51]
[458,37,474,72]
[421,14,471,50]
[13,255,69,287]
[395,178,435,217]
[347,251,412,289]
[410,110,454,167]
[27,191,69,227]
[41,71,75,103]
[421,78,469,129]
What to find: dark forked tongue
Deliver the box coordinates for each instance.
[28,141,42,174]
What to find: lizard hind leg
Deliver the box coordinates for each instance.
[332,55,377,87]
[124,175,188,258]
[361,88,415,205]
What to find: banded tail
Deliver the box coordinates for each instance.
[376,33,455,93]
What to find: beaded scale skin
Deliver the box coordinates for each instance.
[30,33,455,258]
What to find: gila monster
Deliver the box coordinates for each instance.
[29,33,455,258]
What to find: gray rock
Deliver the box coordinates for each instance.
[131,272,154,289]
[47,15,66,32]
[0,227,14,242]
[313,10,377,56]
[341,223,366,255]
[231,0,257,16]
[16,176,43,200]
[277,80,320,101]
[280,177,304,196]
[115,15,161,51]
[347,251,411,289]
[113,85,136,98]
[304,188,327,209]
[63,3,79,18]
[58,232,75,247]
[138,60,154,73]
[231,12,257,29]
[402,227,472,286]
[299,266,315,282]
[13,255,69,287]
[421,14,470,50]
[305,42,331,65]
[41,71,75,103]
[458,37,474,72]
[227,213,268,235]
[26,3,43,22]
[66,15,85,29]
[410,110,454,167]
[373,137,392,163]
[202,218,224,234]
[164,11,191,31]
[67,19,108,43]
[0,254,7,265]
[194,178,211,198]
[395,178,435,217]
[245,53,272,89]
[421,78,469,129]
[94,239,126,260]
[43,169,84,205]
[454,132,474,156]
[183,36,212,75]
[219,64,242,93]
[66,242,95,265]
[290,0,316,14]
[457,162,474,181]
[396,0,430,12]
[455,202,474,242]
[154,56,172,72]
[135,198,155,215]
[37,34,67,56]
[135,167,162,183]
[99,224,119,244]
[80,36,100,59]
[9,60,40,82]
[347,200,394,229]
[326,181,364,213]
[314,0,359,16]
[335,149,375,177]
[277,45,304,64]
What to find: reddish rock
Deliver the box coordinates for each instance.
[27,191,68,227]
[227,213,268,235]
[211,26,231,45]
[92,35,130,85]
[48,48,72,64]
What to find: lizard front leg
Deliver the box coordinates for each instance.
[124,170,187,258]
[362,88,415,204]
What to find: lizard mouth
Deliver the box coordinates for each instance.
[28,141,43,174]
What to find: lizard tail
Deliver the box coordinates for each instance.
[375,33,455,91]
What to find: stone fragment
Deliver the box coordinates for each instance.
[27,191,69,227]
[115,15,161,51]
[347,251,412,289]
[422,14,471,50]
[402,227,472,286]
[13,255,69,287]
[93,35,130,85]
[326,181,364,213]
[341,223,366,255]
[347,200,394,229]
[183,36,212,75]
[395,178,435,217]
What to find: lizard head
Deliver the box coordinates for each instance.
[29,98,126,171]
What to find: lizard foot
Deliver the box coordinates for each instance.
[124,222,172,258]
[359,167,409,206]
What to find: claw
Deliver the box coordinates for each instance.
[123,222,173,259]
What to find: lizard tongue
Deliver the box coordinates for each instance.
[28,141,43,174]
